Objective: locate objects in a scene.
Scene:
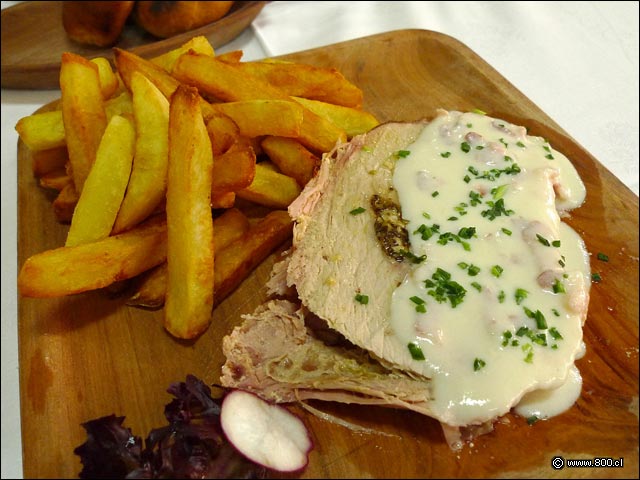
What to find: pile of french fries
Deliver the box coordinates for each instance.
[16,36,379,339]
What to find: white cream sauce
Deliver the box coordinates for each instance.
[390,110,589,427]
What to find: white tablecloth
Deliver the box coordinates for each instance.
[1,1,638,477]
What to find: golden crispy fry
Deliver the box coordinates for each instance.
[209,99,304,138]
[228,60,364,108]
[236,162,301,208]
[60,52,108,192]
[164,85,215,339]
[91,57,120,99]
[105,91,133,119]
[151,35,215,72]
[15,110,66,151]
[127,208,250,309]
[114,48,216,120]
[52,182,78,223]
[127,209,290,308]
[112,72,170,234]
[211,191,236,209]
[16,91,132,155]
[18,215,167,298]
[261,136,318,187]
[65,115,135,247]
[293,96,379,138]
[31,146,68,177]
[39,168,72,191]
[215,49,243,63]
[172,52,346,153]
[206,113,240,155]
[211,140,256,194]
[213,210,292,301]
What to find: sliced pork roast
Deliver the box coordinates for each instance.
[222,111,589,447]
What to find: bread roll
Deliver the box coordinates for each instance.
[62,1,135,47]
[134,1,235,39]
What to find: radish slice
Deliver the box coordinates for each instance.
[220,390,313,472]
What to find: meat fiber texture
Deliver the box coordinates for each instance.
[220,299,433,415]
[286,121,429,375]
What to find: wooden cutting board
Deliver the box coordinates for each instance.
[1,1,266,89]
[17,29,639,479]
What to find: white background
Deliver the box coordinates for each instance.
[2,1,638,477]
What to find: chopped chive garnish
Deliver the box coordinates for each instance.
[516,141,526,148]
[501,227,512,236]
[545,153,555,160]
[457,226,476,239]
[354,293,369,304]
[515,288,528,305]
[491,184,509,200]
[549,327,563,340]
[349,207,365,215]
[498,290,506,303]
[552,279,566,294]
[552,240,561,247]
[536,234,551,246]
[473,358,486,371]
[395,150,411,158]
[440,151,452,158]
[491,265,504,278]
[471,282,482,292]
[552,308,560,317]
[597,252,609,262]
[432,191,440,197]
[591,273,602,283]
[463,175,471,183]
[467,265,481,276]
[472,108,487,115]
[408,342,425,361]
[461,142,471,153]
[527,415,539,425]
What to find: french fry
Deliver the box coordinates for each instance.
[112,72,170,234]
[216,50,243,63]
[52,182,79,223]
[15,110,66,151]
[127,209,290,308]
[114,48,216,121]
[213,210,293,301]
[127,208,251,309]
[151,35,215,72]
[31,146,68,177]
[211,191,236,209]
[39,168,72,191]
[164,85,215,339]
[18,215,167,298]
[91,57,120,99]
[15,91,133,155]
[208,99,304,138]
[105,91,133,119]
[211,140,256,194]
[65,115,135,247]
[236,162,301,208]
[206,113,240,155]
[60,52,108,192]
[293,96,379,138]
[261,136,318,187]
[172,52,346,153]
[226,59,364,108]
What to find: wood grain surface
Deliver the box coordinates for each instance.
[17,30,639,479]
[1,1,267,89]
